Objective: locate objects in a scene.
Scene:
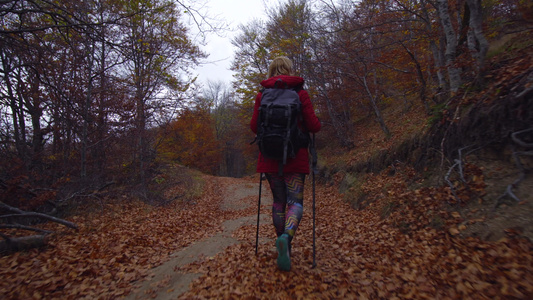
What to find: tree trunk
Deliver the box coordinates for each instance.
[323,91,355,148]
[95,6,109,177]
[436,0,462,93]
[466,0,489,81]
[2,63,26,162]
[308,41,355,149]
[81,42,95,179]
[363,75,390,138]
[420,2,447,96]
[403,43,429,114]
[29,97,44,171]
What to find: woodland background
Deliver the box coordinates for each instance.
[0,0,532,298]
[0,0,531,202]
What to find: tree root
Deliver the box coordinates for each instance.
[444,145,481,204]
[494,128,532,209]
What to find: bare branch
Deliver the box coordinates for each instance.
[511,128,533,148]
[175,0,228,40]
[0,224,53,234]
[372,61,411,74]
[0,202,78,230]
[517,86,533,99]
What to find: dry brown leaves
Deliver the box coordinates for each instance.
[0,175,228,299]
[180,169,533,299]
[2,169,533,299]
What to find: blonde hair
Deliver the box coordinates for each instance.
[267,56,293,78]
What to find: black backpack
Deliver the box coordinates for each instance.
[255,79,309,175]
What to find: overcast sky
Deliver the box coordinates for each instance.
[193,0,268,86]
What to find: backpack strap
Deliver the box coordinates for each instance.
[278,161,284,176]
[274,78,288,89]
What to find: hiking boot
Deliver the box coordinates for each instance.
[277,233,292,256]
[276,233,291,271]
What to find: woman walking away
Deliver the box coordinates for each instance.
[250,56,321,271]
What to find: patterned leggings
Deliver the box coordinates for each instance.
[265,173,305,242]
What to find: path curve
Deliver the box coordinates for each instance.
[125,177,271,300]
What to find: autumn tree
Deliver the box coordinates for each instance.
[304,0,495,138]
[202,81,247,177]
[232,0,360,148]
[322,0,394,138]
[158,106,221,175]
[232,0,314,105]
[116,0,205,186]
[231,19,270,109]
[305,0,359,147]
[0,0,209,210]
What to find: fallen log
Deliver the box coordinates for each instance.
[0,235,49,255]
[0,201,78,255]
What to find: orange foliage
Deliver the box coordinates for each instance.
[158,109,221,175]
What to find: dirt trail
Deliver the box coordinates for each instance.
[126,177,271,300]
[124,170,533,299]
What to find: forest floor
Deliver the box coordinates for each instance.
[1,164,532,299]
[124,176,275,300]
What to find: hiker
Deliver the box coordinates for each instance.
[250,56,321,271]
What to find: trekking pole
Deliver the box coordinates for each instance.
[255,173,263,255]
[312,166,317,268]
[311,134,318,268]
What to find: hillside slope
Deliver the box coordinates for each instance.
[322,30,533,243]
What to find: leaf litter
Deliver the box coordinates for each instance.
[1,169,532,299]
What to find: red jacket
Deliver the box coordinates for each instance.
[250,75,321,174]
